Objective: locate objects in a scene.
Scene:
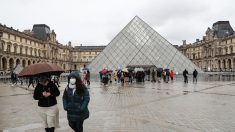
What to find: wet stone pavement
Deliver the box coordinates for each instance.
[0,80,235,132]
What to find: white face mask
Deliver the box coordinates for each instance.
[70,78,76,85]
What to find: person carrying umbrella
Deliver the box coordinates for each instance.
[33,76,60,132]
[63,72,90,132]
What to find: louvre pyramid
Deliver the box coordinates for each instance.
[88,16,203,74]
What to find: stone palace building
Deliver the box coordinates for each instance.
[179,21,235,72]
[2,21,234,74]
[0,24,105,73]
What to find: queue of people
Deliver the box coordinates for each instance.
[98,68,199,85]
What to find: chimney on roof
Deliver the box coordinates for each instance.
[183,40,186,45]
[80,44,82,46]
[196,39,200,42]
[203,36,206,41]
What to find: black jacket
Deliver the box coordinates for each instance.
[183,70,189,77]
[33,81,60,107]
[193,70,198,77]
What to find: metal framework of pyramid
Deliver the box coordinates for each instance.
[88,16,203,74]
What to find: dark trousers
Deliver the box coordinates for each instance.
[184,76,188,83]
[28,82,34,88]
[193,76,197,83]
[69,120,84,132]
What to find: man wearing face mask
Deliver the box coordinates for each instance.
[63,71,90,132]
[33,76,60,132]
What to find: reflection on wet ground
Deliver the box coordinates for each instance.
[0,78,235,132]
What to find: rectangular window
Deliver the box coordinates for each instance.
[20,47,22,54]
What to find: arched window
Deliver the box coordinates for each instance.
[2,57,7,70]
[228,59,232,69]
[9,58,14,69]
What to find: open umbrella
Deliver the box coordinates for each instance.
[19,63,64,77]
[122,68,128,72]
[128,68,134,72]
[82,67,89,71]
[134,68,144,72]
[100,68,109,75]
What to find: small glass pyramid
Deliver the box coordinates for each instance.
[88,16,203,74]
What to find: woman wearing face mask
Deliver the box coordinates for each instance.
[63,71,90,132]
[33,76,60,132]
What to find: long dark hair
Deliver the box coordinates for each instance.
[74,77,86,96]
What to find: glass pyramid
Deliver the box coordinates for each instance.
[88,16,203,74]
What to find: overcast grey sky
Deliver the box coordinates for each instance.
[0,0,234,46]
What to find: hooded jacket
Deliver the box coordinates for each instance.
[63,71,90,121]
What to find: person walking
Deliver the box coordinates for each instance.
[113,72,117,83]
[146,69,151,81]
[170,70,174,81]
[63,72,90,132]
[33,76,60,132]
[53,76,60,87]
[86,70,90,86]
[162,70,166,82]
[157,68,162,83]
[183,69,189,83]
[193,69,198,83]
[28,76,35,89]
[151,70,156,82]
[117,70,122,83]
[165,69,170,83]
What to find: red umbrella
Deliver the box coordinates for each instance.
[19,63,64,77]
[100,68,109,75]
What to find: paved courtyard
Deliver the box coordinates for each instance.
[0,79,235,132]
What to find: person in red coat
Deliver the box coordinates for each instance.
[170,70,174,81]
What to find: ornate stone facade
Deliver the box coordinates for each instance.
[179,21,235,72]
[0,24,105,73]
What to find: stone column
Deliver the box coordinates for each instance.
[7,58,9,71]
[225,59,228,71]
[231,58,234,71]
